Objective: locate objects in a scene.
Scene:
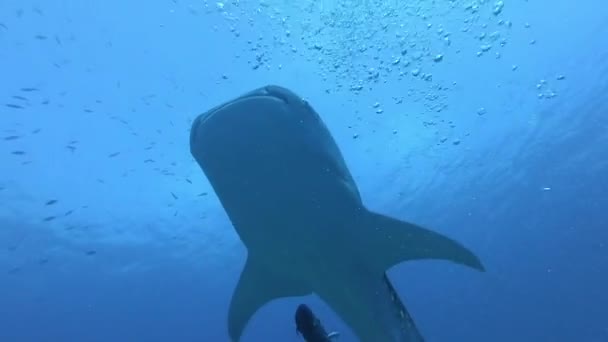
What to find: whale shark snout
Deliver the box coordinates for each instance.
[190,85,484,341]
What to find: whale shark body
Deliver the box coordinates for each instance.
[189,85,484,341]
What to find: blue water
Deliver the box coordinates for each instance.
[1,1,607,341]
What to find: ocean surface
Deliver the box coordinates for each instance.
[1,1,607,341]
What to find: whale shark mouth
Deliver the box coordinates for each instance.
[194,86,293,127]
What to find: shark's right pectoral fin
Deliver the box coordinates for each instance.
[228,254,312,341]
[364,210,485,272]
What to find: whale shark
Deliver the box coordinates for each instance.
[189,85,484,341]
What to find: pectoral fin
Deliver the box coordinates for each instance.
[364,210,485,272]
[228,254,312,341]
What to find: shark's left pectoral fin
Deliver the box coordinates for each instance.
[228,254,312,341]
[364,210,485,272]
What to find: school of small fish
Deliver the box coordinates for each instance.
[0,1,568,276]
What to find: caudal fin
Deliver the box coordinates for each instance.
[363,210,485,272]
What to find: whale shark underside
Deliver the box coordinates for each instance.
[189,85,484,341]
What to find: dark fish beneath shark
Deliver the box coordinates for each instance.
[296,304,339,342]
[189,85,484,341]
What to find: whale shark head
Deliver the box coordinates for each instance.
[190,85,484,341]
